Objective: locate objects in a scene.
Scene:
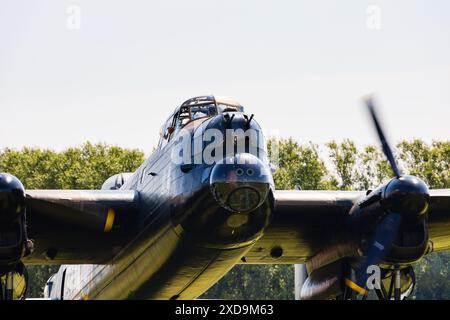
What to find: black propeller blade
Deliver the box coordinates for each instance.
[364,97,402,178]
[345,97,407,296]
[346,212,402,295]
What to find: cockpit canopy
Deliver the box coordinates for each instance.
[176,96,244,128]
[158,95,245,148]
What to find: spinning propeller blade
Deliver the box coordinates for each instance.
[346,97,408,296]
[364,97,402,178]
[346,212,402,295]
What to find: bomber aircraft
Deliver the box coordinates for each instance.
[0,95,449,300]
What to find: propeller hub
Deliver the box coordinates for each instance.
[383,175,430,219]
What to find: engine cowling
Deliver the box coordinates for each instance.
[0,173,32,274]
[348,179,430,265]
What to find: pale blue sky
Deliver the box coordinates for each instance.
[1,0,449,153]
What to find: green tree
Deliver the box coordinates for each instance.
[269,138,335,190]
[326,139,359,190]
[398,140,450,189]
[357,145,392,190]
[203,265,294,299]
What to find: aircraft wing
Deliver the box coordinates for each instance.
[242,189,450,264]
[427,189,450,252]
[22,190,139,264]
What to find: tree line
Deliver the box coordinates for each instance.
[0,139,448,299]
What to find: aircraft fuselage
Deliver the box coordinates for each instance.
[47,104,274,300]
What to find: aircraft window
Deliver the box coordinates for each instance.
[217,104,244,113]
[177,106,191,128]
[176,104,217,129]
[191,104,216,120]
[158,113,178,149]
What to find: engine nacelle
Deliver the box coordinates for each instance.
[0,173,32,274]
[348,182,430,265]
[0,174,25,222]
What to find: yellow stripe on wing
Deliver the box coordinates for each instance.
[104,208,115,233]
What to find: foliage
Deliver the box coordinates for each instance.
[398,140,450,189]
[202,265,294,300]
[268,138,335,190]
[0,142,145,190]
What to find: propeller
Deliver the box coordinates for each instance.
[346,212,402,295]
[345,97,429,296]
[364,97,401,178]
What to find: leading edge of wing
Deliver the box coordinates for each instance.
[23,189,139,264]
[25,189,139,232]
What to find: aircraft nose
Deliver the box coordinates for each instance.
[210,153,272,213]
